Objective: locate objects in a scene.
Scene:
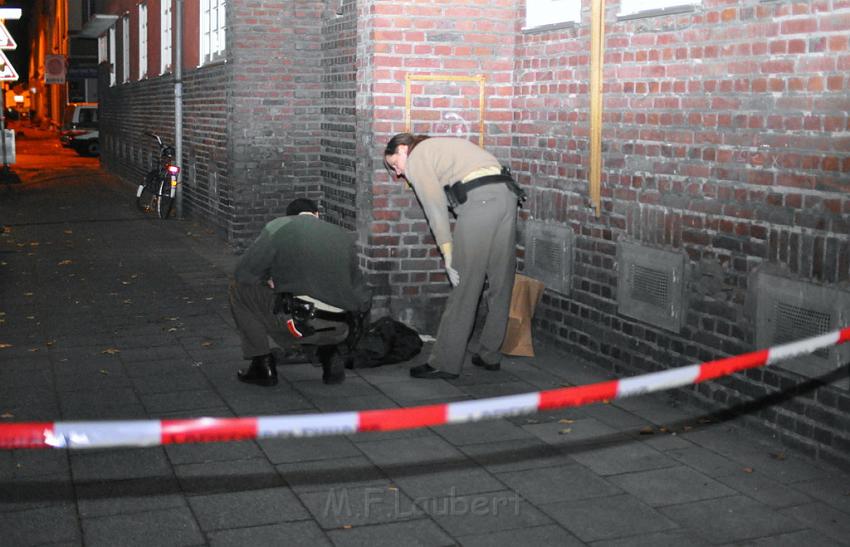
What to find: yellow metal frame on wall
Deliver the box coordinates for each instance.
[404,74,487,147]
[589,0,606,217]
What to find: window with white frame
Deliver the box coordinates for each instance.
[200,0,226,64]
[618,0,699,17]
[122,15,130,83]
[139,3,148,79]
[109,26,116,86]
[161,0,172,74]
[525,0,581,30]
[98,34,107,64]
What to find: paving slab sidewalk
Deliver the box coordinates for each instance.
[1,131,848,546]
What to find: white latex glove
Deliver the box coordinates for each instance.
[445,264,460,287]
[440,242,460,287]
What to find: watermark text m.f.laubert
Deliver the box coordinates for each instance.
[324,487,521,519]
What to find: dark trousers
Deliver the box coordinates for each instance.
[228,282,349,359]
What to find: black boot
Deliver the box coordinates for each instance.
[318,346,346,385]
[237,353,278,386]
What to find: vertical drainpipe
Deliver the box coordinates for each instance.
[174,0,184,218]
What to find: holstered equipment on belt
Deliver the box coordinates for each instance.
[273,293,350,338]
[443,166,527,211]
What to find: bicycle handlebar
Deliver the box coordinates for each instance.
[144,131,166,148]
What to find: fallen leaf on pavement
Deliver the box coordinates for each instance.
[742,467,754,473]
[58,259,73,266]
[0,343,13,349]
[558,419,575,424]
[558,428,572,435]
[1,412,13,419]
[201,341,214,347]
[769,452,786,461]
[101,348,120,355]
[639,426,655,435]
[99,369,109,375]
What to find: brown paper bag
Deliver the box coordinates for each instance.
[500,273,545,357]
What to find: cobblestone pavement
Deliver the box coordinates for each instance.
[1,124,849,546]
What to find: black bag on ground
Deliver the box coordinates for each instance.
[347,316,423,369]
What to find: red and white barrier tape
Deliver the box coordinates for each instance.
[2,327,848,450]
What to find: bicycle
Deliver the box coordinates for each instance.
[136,132,180,219]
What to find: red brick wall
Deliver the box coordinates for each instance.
[361,0,517,330]
[512,0,850,466]
[321,0,359,230]
[227,0,326,243]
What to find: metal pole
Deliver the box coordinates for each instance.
[174,0,184,218]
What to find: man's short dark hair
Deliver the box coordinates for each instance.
[286,198,319,216]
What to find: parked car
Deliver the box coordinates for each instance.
[59,102,98,147]
[68,129,99,157]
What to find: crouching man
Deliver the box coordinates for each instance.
[229,198,371,385]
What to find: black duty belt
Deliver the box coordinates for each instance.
[463,173,515,194]
[293,297,349,322]
[274,293,349,322]
[443,166,527,211]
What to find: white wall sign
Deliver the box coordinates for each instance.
[45,54,66,84]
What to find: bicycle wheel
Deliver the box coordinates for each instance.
[156,179,174,219]
[136,170,159,213]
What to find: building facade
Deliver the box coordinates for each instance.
[88,0,850,467]
[21,0,99,129]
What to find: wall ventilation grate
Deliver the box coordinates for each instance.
[631,263,670,309]
[533,238,562,277]
[755,271,850,389]
[524,221,574,296]
[773,301,832,359]
[617,241,685,333]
